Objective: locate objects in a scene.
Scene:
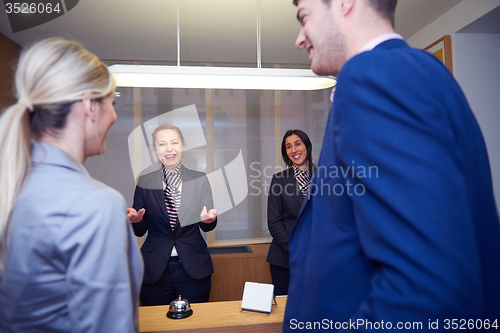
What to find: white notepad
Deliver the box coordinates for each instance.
[240,282,275,313]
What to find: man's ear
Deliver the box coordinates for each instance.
[81,99,96,122]
[338,0,355,16]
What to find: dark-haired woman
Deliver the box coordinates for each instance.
[266,129,315,296]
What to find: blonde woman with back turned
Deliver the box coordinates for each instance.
[0,38,143,332]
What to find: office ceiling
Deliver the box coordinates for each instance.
[0,0,463,67]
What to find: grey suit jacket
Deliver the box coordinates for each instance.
[0,142,143,333]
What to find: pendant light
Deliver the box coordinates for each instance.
[109,0,336,90]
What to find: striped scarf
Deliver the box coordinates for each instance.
[293,165,312,198]
[161,164,183,230]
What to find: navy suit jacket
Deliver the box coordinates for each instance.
[132,165,216,284]
[284,39,500,331]
[266,168,304,268]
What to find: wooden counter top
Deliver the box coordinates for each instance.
[139,297,287,333]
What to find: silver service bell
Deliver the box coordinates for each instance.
[166,295,193,319]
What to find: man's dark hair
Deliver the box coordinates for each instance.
[293,0,397,27]
[367,0,397,27]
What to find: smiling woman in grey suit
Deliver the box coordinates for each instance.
[0,38,143,332]
[267,129,315,296]
[128,123,218,306]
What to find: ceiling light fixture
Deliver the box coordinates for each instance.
[109,0,336,91]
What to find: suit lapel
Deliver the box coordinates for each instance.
[178,166,196,228]
[286,170,304,207]
[295,169,312,222]
[147,169,170,219]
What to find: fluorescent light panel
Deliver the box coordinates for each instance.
[109,65,336,90]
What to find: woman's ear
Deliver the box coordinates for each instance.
[81,99,96,122]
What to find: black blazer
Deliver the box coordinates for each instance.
[266,168,304,268]
[132,165,217,283]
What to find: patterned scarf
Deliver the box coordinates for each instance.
[293,164,312,198]
[161,164,183,229]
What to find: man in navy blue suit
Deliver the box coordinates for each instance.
[284,0,500,331]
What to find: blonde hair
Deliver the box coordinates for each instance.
[152,123,186,147]
[0,38,115,273]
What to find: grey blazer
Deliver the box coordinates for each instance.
[0,142,143,333]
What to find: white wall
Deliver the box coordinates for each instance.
[454,33,500,212]
[407,0,500,73]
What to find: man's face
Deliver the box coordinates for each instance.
[295,0,347,76]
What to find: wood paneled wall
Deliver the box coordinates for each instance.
[209,243,273,302]
[0,33,21,111]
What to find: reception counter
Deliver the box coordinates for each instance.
[139,297,287,333]
[209,243,273,302]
